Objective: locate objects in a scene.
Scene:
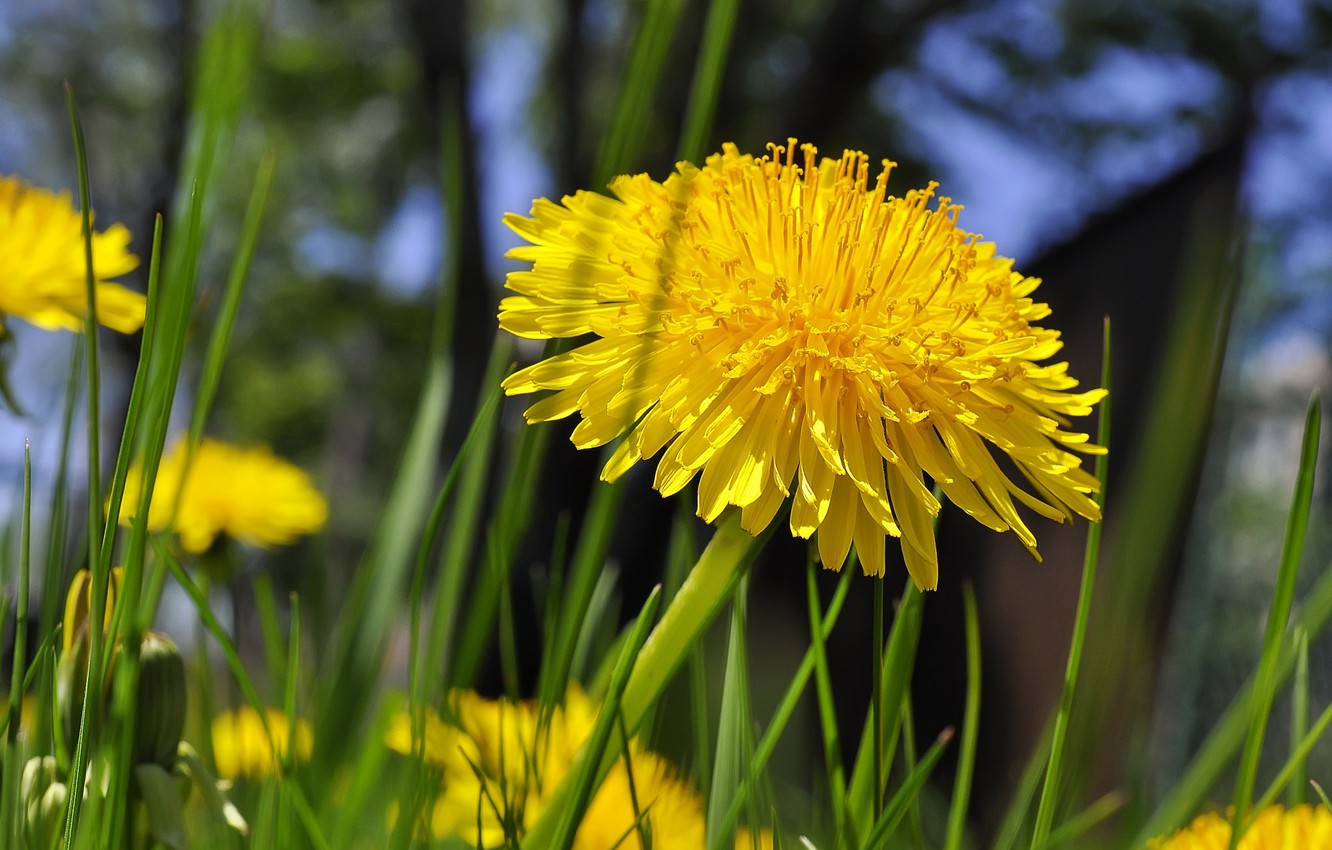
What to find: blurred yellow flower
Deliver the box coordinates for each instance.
[388,689,703,850]
[0,175,144,334]
[118,437,328,554]
[211,706,312,780]
[1148,805,1332,848]
[499,140,1104,589]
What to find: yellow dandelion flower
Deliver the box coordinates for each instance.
[0,175,144,334]
[210,706,312,780]
[1147,806,1332,849]
[387,689,704,849]
[736,828,776,850]
[498,140,1105,588]
[118,437,329,554]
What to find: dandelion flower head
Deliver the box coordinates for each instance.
[0,175,144,334]
[499,140,1105,588]
[118,437,329,554]
[211,706,313,780]
[1147,806,1332,849]
[387,688,704,850]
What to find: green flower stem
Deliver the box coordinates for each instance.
[522,511,759,850]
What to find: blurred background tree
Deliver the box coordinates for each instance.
[0,0,1329,843]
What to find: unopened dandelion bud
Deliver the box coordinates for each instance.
[57,568,123,749]
[133,632,187,768]
[21,756,67,850]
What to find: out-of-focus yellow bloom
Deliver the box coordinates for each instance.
[61,567,124,656]
[211,706,312,780]
[388,689,703,850]
[118,437,328,554]
[1147,805,1332,849]
[0,175,144,334]
[498,140,1105,589]
[736,828,775,850]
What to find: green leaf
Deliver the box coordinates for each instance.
[135,763,188,850]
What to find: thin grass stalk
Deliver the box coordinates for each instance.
[707,574,753,850]
[186,150,276,445]
[99,214,164,583]
[537,477,627,705]
[675,0,740,162]
[873,579,885,820]
[1,445,32,846]
[1029,318,1113,850]
[8,443,30,742]
[421,341,507,696]
[61,84,109,848]
[39,337,82,641]
[1254,674,1332,814]
[320,73,463,737]
[544,587,663,850]
[1044,793,1124,848]
[807,556,847,836]
[709,559,856,850]
[252,573,287,693]
[844,583,925,847]
[996,708,1054,847]
[1289,630,1310,808]
[863,728,954,850]
[406,386,502,710]
[900,698,926,846]
[944,584,982,850]
[595,0,684,182]
[1134,536,1332,845]
[281,592,302,841]
[157,539,276,758]
[1227,395,1320,850]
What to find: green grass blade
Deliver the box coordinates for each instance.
[1,444,32,847]
[253,572,288,694]
[449,411,551,689]
[1226,395,1320,849]
[419,340,507,696]
[60,83,110,850]
[542,586,663,850]
[707,575,753,850]
[1254,662,1332,814]
[709,559,857,850]
[317,261,456,743]
[899,697,926,846]
[187,150,277,445]
[675,0,740,162]
[319,68,466,738]
[1030,318,1112,850]
[531,515,767,850]
[102,213,164,600]
[844,584,925,846]
[1044,793,1124,849]
[406,382,503,706]
[1134,397,1324,846]
[38,336,82,640]
[944,583,982,850]
[157,538,274,753]
[8,442,31,742]
[807,555,847,836]
[1288,629,1310,808]
[595,0,685,181]
[862,728,954,850]
[538,476,626,705]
